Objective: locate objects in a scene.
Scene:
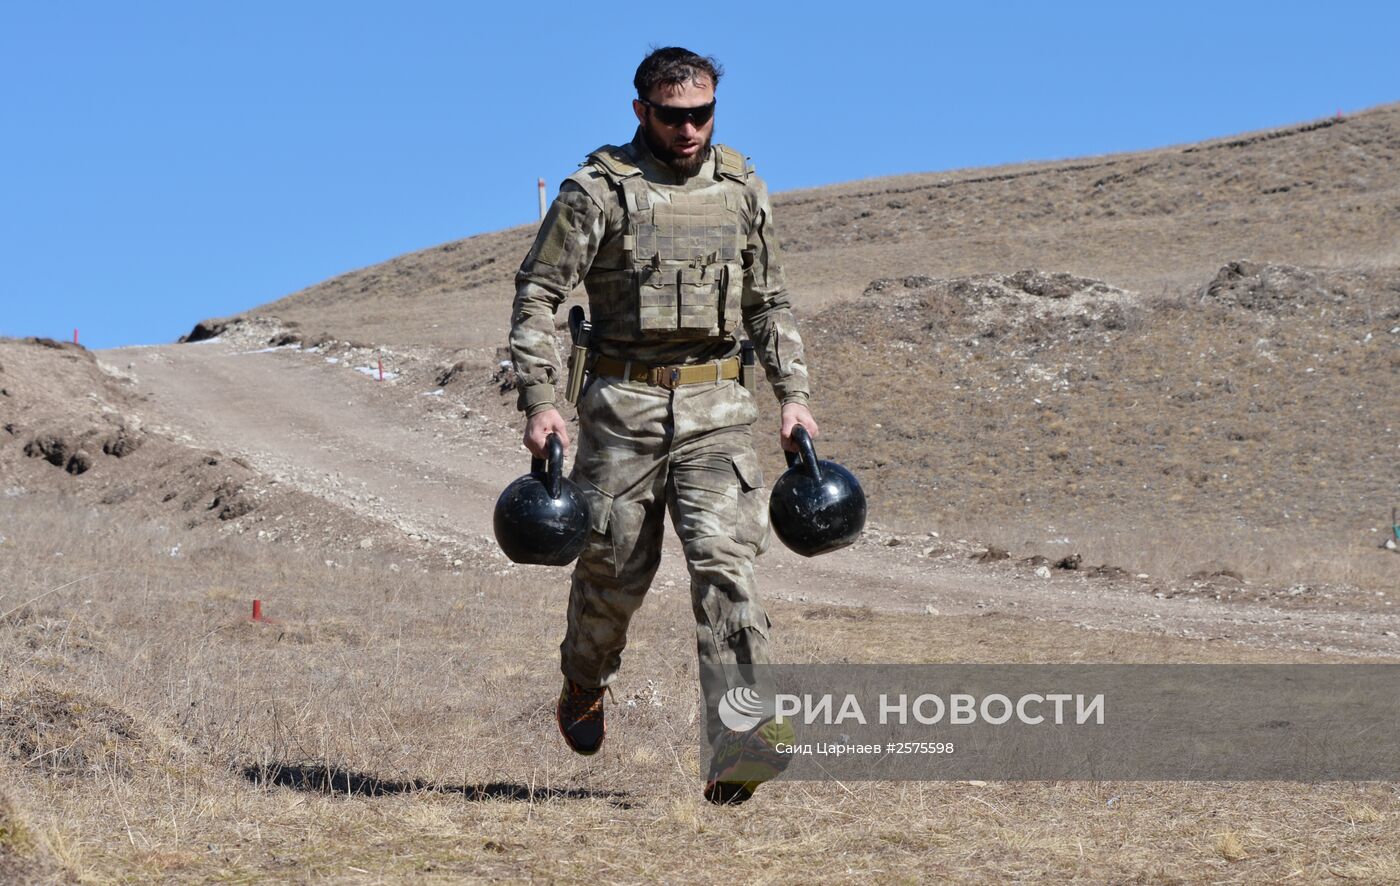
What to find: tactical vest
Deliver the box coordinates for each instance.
[581,142,750,342]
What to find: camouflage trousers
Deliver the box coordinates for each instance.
[561,372,772,727]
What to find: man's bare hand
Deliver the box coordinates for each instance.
[523,408,570,458]
[779,403,819,453]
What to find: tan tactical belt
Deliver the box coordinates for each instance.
[592,355,740,390]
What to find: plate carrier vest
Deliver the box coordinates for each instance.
[580,142,751,342]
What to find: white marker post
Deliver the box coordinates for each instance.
[538,178,547,220]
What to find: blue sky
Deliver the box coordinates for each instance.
[3,2,1397,349]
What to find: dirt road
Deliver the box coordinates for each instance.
[122,339,1400,659]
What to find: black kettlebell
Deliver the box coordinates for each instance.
[493,433,591,566]
[769,426,867,557]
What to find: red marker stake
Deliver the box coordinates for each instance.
[252,599,263,622]
[73,328,79,345]
[378,357,384,381]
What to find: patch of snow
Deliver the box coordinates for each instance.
[234,344,300,356]
[420,388,445,397]
[356,366,399,380]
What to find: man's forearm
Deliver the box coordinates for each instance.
[507,182,606,415]
[744,295,811,405]
[740,172,810,406]
[509,276,567,415]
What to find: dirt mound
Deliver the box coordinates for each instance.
[178,315,242,343]
[860,270,1136,348]
[0,338,266,531]
[101,428,142,458]
[1199,260,1400,326]
[870,269,1126,303]
[19,427,141,476]
[0,683,166,780]
[804,263,1400,584]
[433,349,473,387]
[18,337,84,353]
[1,337,146,477]
[1200,260,1335,313]
[436,346,518,390]
[21,434,94,475]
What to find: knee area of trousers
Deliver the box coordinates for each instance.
[681,533,738,565]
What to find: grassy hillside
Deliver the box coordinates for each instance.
[805,263,1399,589]
[247,104,1400,349]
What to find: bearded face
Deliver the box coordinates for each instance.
[642,120,713,177]
[633,77,716,179]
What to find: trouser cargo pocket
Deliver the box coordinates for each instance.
[574,479,617,577]
[730,450,771,555]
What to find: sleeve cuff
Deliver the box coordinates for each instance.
[778,391,811,407]
[518,382,557,414]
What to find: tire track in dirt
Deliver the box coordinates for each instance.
[129,342,521,553]
[120,341,1400,659]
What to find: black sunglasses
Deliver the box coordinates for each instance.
[640,99,716,128]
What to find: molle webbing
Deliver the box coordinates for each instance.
[586,144,642,180]
[581,142,749,341]
[713,144,748,181]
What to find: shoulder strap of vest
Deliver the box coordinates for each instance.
[584,144,642,183]
[581,144,647,259]
[712,144,750,182]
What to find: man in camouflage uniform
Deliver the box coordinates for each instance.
[508,47,816,803]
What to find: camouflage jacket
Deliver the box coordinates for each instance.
[508,128,811,416]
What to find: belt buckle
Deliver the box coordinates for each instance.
[646,365,683,389]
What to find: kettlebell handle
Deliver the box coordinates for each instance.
[530,433,565,499]
[784,425,822,481]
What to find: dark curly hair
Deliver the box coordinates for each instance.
[633,47,723,99]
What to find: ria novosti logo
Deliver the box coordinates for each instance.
[717,687,1106,732]
[717,686,769,732]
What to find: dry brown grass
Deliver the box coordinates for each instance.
[0,788,68,884]
[801,266,1400,596]
[5,494,1400,882]
[8,104,1400,881]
